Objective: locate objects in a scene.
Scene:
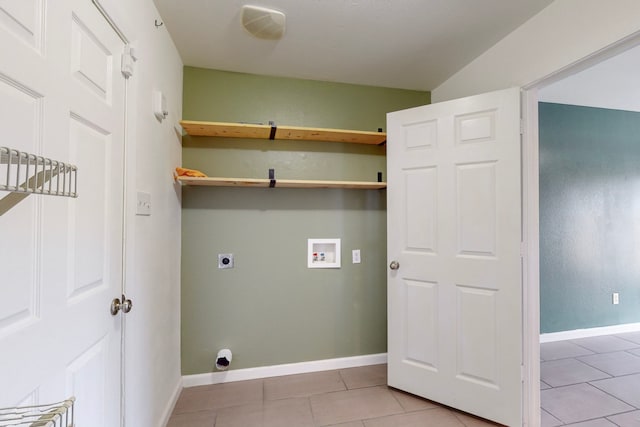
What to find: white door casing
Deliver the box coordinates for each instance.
[0,1,125,425]
[387,88,522,426]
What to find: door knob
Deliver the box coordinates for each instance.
[389,260,400,270]
[122,295,132,313]
[110,297,122,315]
[110,294,133,315]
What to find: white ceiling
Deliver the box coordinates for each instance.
[153,0,554,91]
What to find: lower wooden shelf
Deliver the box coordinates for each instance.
[177,176,386,190]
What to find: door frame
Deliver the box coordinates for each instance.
[521,30,640,427]
[90,2,136,426]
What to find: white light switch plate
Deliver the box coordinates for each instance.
[352,249,361,264]
[136,191,151,216]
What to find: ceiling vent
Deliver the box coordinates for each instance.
[241,5,286,40]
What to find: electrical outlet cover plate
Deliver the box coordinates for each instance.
[218,254,234,269]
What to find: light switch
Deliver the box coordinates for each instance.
[352,249,361,264]
[136,191,151,216]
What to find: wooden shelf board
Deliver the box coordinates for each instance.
[180,121,272,138]
[177,176,386,190]
[275,125,385,145]
[180,120,386,145]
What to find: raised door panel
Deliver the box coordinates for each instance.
[0,0,44,51]
[67,115,111,300]
[405,279,439,370]
[66,337,109,427]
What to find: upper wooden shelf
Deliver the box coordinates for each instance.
[177,176,386,190]
[180,120,387,145]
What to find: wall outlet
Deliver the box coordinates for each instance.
[352,249,361,264]
[218,254,234,269]
[612,292,619,305]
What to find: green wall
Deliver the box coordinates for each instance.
[539,102,640,333]
[181,67,429,374]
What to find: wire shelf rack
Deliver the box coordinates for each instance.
[0,147,78,196]
[0,397,75,427]
[0,147,78,216]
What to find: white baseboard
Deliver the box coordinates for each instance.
[182,353,388,388]
[159,376,183,427]
[540,322,640,343]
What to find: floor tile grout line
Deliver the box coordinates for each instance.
[301,395,315,427]
[540,339,640,426]
[569,340,602,357]
[610,334,640,346]
[561,356,615,380]
[578,349,640,365]
[623,348,640,356]
[542,351,640,389]
[387,386,409,414]
[605,406,640,420]
[584,370,640,382]
[587,379,640,410]
[336,368,349,390]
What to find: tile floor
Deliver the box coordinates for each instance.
[168,332,640,427]
[541,332,640,426]
[167,364,502,427]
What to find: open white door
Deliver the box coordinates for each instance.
[387,88,522,426]
[0,1,126,425]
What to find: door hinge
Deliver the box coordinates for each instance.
[519,118,525,135]
[521,364,525,382]
[121,45,138,78]
[520,242,526,258]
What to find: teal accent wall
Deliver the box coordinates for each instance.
[181,67,429,374]
[539,102,640,333]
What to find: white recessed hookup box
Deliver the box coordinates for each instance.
[308,238,341,269]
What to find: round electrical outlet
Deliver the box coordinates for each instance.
[218,253,234,269]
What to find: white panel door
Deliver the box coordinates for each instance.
[0,1,125,425]
[387,88,522,426]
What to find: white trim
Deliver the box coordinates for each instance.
[540,323,640,343]
[159,377,183,427]
[522,30,640,427]
[521,87,541,427]
[182,353,388,388]
[91,0,132,43]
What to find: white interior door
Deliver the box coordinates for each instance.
[0,1,125,425]
[387,88,522,426]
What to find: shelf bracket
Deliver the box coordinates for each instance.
[377,128,386,146]
[268,168,276,187]
[269,121,277,140]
